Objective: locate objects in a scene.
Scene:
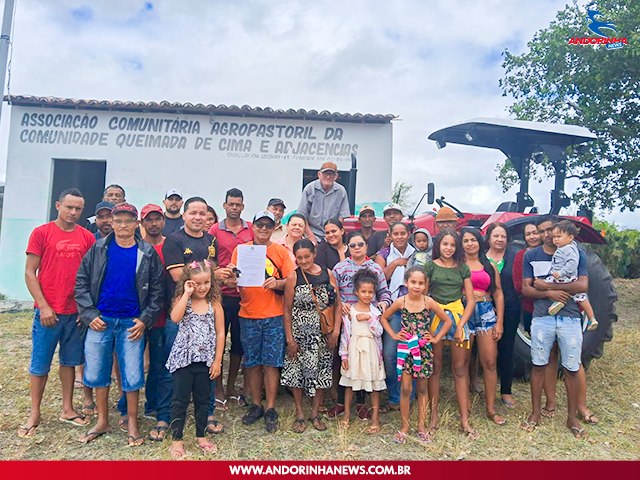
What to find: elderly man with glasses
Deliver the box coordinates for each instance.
[297,161,350,243]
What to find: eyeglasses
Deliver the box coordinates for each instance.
[254,222,274,230]
[348,242,366,248]
[320,171,337,177]
[113,219,137,226]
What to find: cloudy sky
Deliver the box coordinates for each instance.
[0,0,636,228]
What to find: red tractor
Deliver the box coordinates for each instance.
[345,118,618,377]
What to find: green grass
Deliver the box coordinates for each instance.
[1,280,639,460]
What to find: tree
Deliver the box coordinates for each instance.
[499,0,640,212]
[391,181,414,211]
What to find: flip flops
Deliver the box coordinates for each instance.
[215,398,229,412]
[148,425,169,441]
[78,429,109,444]
[487,412,507,426]
[205,419,225,434]
[127,434,145,447]
[17,424,39,438]
[579,413,599,425]
[229,395,247,407]
[520,419,539,432]
[292,418,306,433]
[393,430,408,444]
[416,431,432,444]
[541,407,556,418]
[569,426,588,439]
[197,440,218,455]
[81,402,96,416]
[310,415,327,431]
[59,414,90,427]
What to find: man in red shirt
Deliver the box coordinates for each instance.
[208,188,254,410]
[19,188,96,438]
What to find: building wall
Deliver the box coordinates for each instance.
[0,105,392,299]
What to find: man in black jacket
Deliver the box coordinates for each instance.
[75,202,163,446]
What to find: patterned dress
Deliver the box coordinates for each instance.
[400,298,434,378]
[165,300,217,374]
[281,268,334,396]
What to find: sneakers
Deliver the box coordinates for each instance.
[357,404,371,420]
[242,404,264,425]
[325,404,345,418]
[264,408,279,433]
[586,317,599,331]
[548,301,565,316]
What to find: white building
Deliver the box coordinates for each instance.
[0,96,394,300]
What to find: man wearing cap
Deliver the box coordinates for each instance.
[19,188,95,439]
[356,204,376,244]
[75,202,163,446]
[434,206,459,232]
[208,188,254,412]
[86,184,126,233]
[162,188,184,237]
[267,198,287,242]
[229,210,295,433]
[297,161,350,243]
[367,203,404,258]
[94,201,114,240]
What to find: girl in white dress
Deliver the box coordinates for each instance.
[338,269,386,433]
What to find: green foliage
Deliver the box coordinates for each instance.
[391,181,414,210]
[499,0,640,212]
[590,219,640,278]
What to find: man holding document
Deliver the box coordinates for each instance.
[229,210,295,433]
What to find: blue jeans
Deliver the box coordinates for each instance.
[382,311,402,405]
[117,325,173,421]
[531,315,582,372]
[29,309,85,376]
[83,316,145,391]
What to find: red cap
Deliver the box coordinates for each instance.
[140,203,163,220]
[111,202,138,218]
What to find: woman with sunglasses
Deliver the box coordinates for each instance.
[315,219,349,270]
[328,233,392,419]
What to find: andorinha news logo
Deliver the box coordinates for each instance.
[568,3,627,50]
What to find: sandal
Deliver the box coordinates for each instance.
[569,426,588,439]
[82,402,96,416]
[78,429,108,444]
[520,419,538,433]
[501,397,516,409]
[17,424,39,438]
[205,419,225,435]
[292,418,306,433]
[310,415,327,431]
[541,407,556,418]
[59,414,90,427]
[229,395,247,407]
[416,431,432,444]
[148,425,169,441]
[127,434,145,447]
[74,380,84,389]
[118,417,128,433]
[487,412,506,426]
[393,430,408,444]
[215,398,229,412]
[579,413,599,425]
[366,424,381,434]
[170,444,187,460]
[462,426,479,440]
[197,439,218,454]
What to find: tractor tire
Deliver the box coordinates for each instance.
[512,248,618,378]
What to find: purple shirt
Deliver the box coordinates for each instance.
[332,257,392,307]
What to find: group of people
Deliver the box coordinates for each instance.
[18,160,600,458]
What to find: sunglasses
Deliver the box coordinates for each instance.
[254,222,274,230]
[348,241,366,248]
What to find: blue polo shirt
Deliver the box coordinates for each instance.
[97,238,141,318]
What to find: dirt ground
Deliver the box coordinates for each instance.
[1,279,638,460]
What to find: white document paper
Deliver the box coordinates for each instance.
[236,244,267,287]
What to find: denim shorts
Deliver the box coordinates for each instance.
[467,301,497,335]
[531,315,582,372]
[239,316,285,368]
[432,309,470,346]
[29,309,85,376]
[83,316,145,391]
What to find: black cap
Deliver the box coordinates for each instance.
[95,201,115,215]
[268,198,286,209]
